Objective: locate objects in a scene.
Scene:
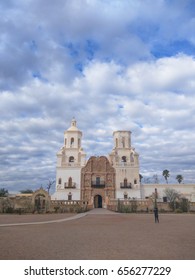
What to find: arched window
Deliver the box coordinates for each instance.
[124,178,127,187]
[134,179,137,184]
[58,178,62,184]
[96,177,101,185]
[122,137,125,148]
[122,156,126,162]
[130,152,134,162]
[68,177,72,188]
[71,137,74,147]
[116,138,118,147]
[68,192,72,201]
[69,156,74,162]
[78,138,81,147]
[64,138,67,146]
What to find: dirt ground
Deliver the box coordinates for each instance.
[0,210,195,260]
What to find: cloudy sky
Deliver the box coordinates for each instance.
[1,0,195,193]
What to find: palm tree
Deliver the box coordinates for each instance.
[176,175,183,184]
[162,169,170,184]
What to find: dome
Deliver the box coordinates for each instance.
[66,118,82,133]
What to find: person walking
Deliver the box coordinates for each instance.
[154,207,159,223]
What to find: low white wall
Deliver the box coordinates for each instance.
[142,184,195,202]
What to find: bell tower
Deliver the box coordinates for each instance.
[62,117,85,166]
[52,118,86,200]
[113,130,131,150]
[109,130,140,199]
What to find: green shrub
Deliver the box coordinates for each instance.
[175,208,183,213]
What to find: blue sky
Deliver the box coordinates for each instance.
[0,0,195,193]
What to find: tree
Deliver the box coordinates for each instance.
[46,179,55,194]
[20,189,33,194]
[0,188,9,197]
[179,198,189,212]
[164,188,180,211]
[162,169,170,184]
[176,175,183,184]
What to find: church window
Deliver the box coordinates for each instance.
[65,138,67,146]
[58,178,62,185]
[78,138,80,147]
[69,156,74,162]
[68,192,72,201]
[68,177,73,188]
[116,138,118,147]
[71,137,74,147]
[122,137,125,148]
[122,156,126,162]
[124,193,128,199]
[124,178,128,187]
[96,177,100,185]
[134,179,137,184]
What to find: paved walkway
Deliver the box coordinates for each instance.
[0,208,116,227]
[0,210,195,260]
[87,208,119,214]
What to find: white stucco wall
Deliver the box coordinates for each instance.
[52,167,82,200]
[142,184,195,202]
[116,186,141,200]
[51,189,81,200]
[115,166,140,190]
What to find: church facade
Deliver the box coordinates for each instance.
[51,119,195,208]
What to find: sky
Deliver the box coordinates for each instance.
[0,0,195,193]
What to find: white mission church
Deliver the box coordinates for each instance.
[51,118,195,208]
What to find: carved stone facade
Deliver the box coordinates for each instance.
[81,156,115,208]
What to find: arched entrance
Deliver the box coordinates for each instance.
[32,188,50,213]
[34,194,46,213]
[94,195,102,208]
